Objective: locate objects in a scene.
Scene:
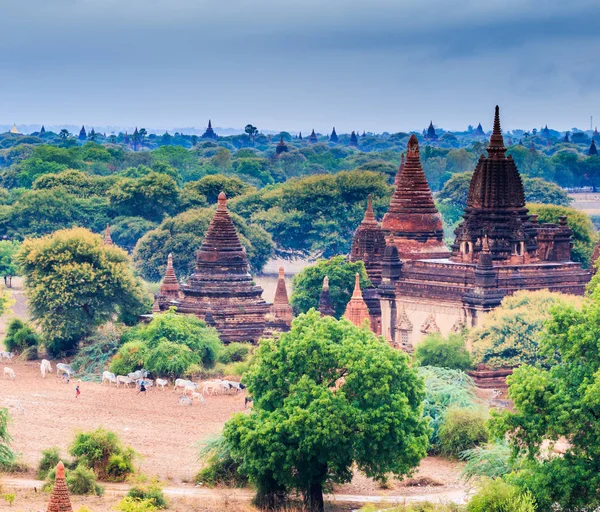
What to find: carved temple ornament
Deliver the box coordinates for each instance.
[420,313,440,334]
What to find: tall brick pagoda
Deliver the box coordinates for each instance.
[381,134,450,259]
[202,120,217,139]
[318,276,335,317]
[157,192,269,342]
[344,273,371,328]
[47,461,73,512]
[271,267,293,326]
[375,106,590,348]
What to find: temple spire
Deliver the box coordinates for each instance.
[363,195,376,224]
[160,253,180,298]
[271,267,293,325]
[589,139,598,156]
[487,105,506,157]
[394,153,405,187]
[276,136,288,154]
[330,127,338,143]
[318,276,335,317]
[103,224,113,245]
[343,273,370,328]
[46,461,73,512]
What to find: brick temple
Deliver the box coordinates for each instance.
[155,192,272,342]
[351,106,590,350]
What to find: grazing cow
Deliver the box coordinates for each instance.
[116,375,134,388]
[40,359,53,378]
[225,381,246,393]
[191,392,206,404]
[56,363,74,378]
[128,369,148,381]
[173,379,194,393]
[4,367,15,379]
[102,371,117,386]
[179,396,192,406]
[0,352,14,362]
[202,381,221,395]
[244,396,253,408]
[184,385,198,395]
[136,378,153,390]
[155,378,168,390]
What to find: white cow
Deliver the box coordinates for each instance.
[202,381,222,395]
[40,359,53,378]
[173,379,194,393]
[0,352,14,362]
[116,375,134,387]
[102,371,117,386]
[128,370,148,381]
[179,396,192,406]
[191,392,206,404]
[4,367,15,379]
[56,363,74,378]
[155,378,168,390]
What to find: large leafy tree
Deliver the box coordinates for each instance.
[290,256,371,319]
[224,310,429,511]
[0,240,20,287]
[133,207,273,282]
[180,175,255,210]
[469,290,582,369]
[492,294,600,511]
[17,228,149,355]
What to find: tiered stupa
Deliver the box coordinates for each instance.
[159,253,180,300]
[158,192,269,342]
[344,273,371,328]
[317,276,335,317]
[474,123,485,136]
[426,121,437,140]
[350,195,386,284]
[202,120,217,139]
[330,127,338,143]
[103,224,113,245]
[589,139,598,156]
[79,125,87,141]
[47,461,73,512]
[349,131,358,147]
[276,136,289,154]
[394,154,405,187]
[308,129,318,143]
[10,124,18,134]
[381,134,450,259]
[375,106,590,347]
[270,267,293,326]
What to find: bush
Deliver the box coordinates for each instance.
[37,447,61,480]
[114,497,157,512]
[71,323,123,381]
[217,342,250,364]
[467,478,536,512]
[110,341,147,376]
[44,464,104,496]
[3,319,40,354]
[195,436,248,488]
[70,428,134,482]
[438,407,488,458]
[461,442,513,482]
[146,341,197,377]
[0,408,16,471]
[414,333,472,371]
[127,482,167,509]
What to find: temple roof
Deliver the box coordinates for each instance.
[10,124,18,134]
[202,120,217,139]
[273,267,290,305]
[276,136,289,154]
[349,131,358,147]
[589,139,598,156]
[330,127,338,143]
[160,253,180,297]
[47,461,73,512]
[343,273,370,328]
[318,276,335,317]
[350,195,386,284]
[308,129,318,143]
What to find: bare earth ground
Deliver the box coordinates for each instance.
[0,276,467,510]
[569,192,600,215]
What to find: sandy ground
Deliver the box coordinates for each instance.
[569,192,600,215]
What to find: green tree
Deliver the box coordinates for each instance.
[224,310,429,511]
[3,319,40,354]
[0,408,16,470]
[415,333,472,371]
[244,124,259,142]
[110,217,158,252]
[492,296,600,510]
[0,240,20,287]
[291,256,371,318]
[133,207,273,281]
[469,290,581,369]
[17,228,149,355]
[528,203,596,267]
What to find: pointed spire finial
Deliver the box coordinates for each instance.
[278,266,285,279]
[218,191,227,208]
[487,105,506,157]
[363,194,376,224]
[323,275,329,291]
[104,224,113,245]
[352,272,363,299]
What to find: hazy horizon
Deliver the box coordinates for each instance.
[2,0,598,133]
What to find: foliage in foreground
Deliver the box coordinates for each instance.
[414,333,472,371]
[196,436,248,488]
[417,366,479,448]
[469,289,582,369]
[224,310,430,512]
[127,482,167,509]
[437,407,488,459]
[37,446,61,480]
[290,256,371,318]
[70,428,135,482]
[115,497,158,512]
[491,294,600,511]
[110,309,222,377]
[0,408,16,470]
[17,228,149,355]
[3,318,40,355]
[466,479,536,512]
[360,504,462,512]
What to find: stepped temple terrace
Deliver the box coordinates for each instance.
[352,106,590,351]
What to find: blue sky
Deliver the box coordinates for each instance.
[1,0,598,133]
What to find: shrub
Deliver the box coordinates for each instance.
[71,323,122,381]
[195,436,247,488]
[127,482,167,509]
[44,464,104,496]
[114,497,158,512]
[467,478,536,512]
[217,342,250,364]
[414,333,472,371]
[3,319,40,354]
[438,407,488,458]
[70,428,134,482]
[145,340,198,377]
[461,442,513,482]
[110,341,147,376]
[0,408,16,471]
[37,446,61,479]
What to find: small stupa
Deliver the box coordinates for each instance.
[589,139,598,156]
[276,136,289,154]
[159,253,180,299]
[202,120,217,139]
[349,131,358,147]
[271,267,293,325]
[317,276,335,317]
[47,461,73,512]
[308,129,318,143]
[330,127,338,143]
[343,273,370,328]
[10,124,18,134]
[103,224,113,245]
[350,195,386,285]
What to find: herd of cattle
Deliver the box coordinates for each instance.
[3,352,249,407]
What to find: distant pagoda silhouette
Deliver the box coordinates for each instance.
[202,120,217,139]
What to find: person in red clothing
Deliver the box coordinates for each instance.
[75,385,80,398]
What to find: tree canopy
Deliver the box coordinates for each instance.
[223,310,429,511]
[17,228,149,355]
[290,256,371,319]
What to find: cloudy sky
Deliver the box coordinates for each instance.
[0,0,598,133]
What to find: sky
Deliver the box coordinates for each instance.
[1,0,598,134]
